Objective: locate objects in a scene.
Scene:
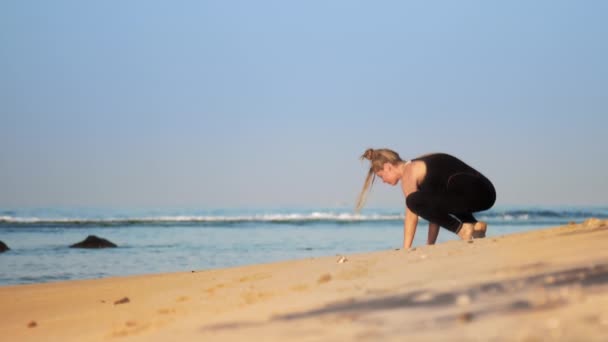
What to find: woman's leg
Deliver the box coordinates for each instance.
[448,173,495,238]
[406,191,469,233]
[453,212,477,224]
[406,173,496,235]
[446,173,496,213]
[427,222,440,244]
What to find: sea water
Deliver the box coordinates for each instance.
[1,206,606,286]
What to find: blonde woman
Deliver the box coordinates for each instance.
[356,149,496,249]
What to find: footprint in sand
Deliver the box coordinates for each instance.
[110,321,151,338]
[157,308,176,315]
[290,284,309,292]
[238,273,271,283]
[125,320,137,327]
[241,291,272,305]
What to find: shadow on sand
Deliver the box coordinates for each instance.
[202,262,608,332]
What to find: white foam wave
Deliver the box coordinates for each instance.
[0,212,404,225]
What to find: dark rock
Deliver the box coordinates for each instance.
[0,240,9,253]
[70,235,117,249]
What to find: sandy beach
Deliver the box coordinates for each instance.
[1,219,607,341]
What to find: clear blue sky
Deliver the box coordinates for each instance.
[1,1,607,208]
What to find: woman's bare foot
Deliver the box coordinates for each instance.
[473,221,487,238]
[457,223,474,241]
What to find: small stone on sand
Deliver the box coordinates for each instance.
[456,294,471,306]
[318,274,332,284]
[27,321,37,328]
[114,297,130,305]
[458,312,473,323]
[414,292,434,302]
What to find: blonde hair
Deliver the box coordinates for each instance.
[355,148,404,213]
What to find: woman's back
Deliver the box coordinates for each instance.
[412,153,481,193]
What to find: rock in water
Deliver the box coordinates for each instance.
[70,235,117,249]
[0,240,9,253]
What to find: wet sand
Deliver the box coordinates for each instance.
[1,218,607,341]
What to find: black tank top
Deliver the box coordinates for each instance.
[412,153,482,193]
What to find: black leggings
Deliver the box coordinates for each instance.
[405,173,496,233]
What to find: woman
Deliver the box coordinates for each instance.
[356,148,496,248]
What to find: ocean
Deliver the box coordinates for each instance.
[1,206,606,286]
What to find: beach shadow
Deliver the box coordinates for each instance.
[274,263,608,321]
[275,290,456,321]
[201,262,608,332]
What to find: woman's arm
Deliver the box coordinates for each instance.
[403,207,419,249]
[401,161,424,249]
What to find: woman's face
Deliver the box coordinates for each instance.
[376,163,400,186]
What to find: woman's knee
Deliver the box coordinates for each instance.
[482,186,496,210]
[406,192,427,215]
[478,180,496,210]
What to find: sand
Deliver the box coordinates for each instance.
[1,218,608,341]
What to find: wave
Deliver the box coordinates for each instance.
[0,208,606,228]
[0,212,403,227]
